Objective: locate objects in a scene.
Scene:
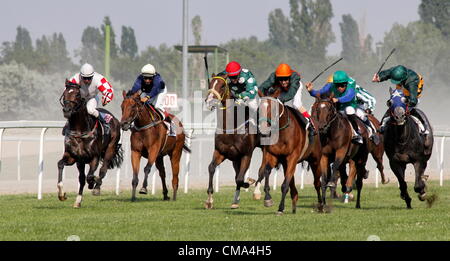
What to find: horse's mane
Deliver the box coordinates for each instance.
[125,89,135,97]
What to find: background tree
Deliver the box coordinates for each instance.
[340,14,361,63]
[120,26,138,59]
[419,0,450,38]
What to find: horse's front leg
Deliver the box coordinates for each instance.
[86,158,100,195]
[205,150,225,209]
[57,152,76,201]
[73,162,86,208]
[414,161,428,201]
[131,150,142,202]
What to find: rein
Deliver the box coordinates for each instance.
[207,76,230,110]
[258,97,290,131]
[68,120,99,138]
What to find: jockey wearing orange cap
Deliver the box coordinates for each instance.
[260,63,316,136]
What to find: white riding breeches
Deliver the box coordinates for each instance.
[342,106,367,121]
[86,97,99,118]
[149,87,167,113]
[292,81,304,110]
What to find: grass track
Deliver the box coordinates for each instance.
[1,181,449,241]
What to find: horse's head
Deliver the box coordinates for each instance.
[387,88,409,125]
[120,90,142,131]
[60,79,85,118]
[205,73,230,111]
[311,92,338,134]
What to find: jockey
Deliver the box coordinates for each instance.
[64,63,114,135]
[307,71,375,144]
[372,65,429,135]
[259,63,316,136]
[221,61,259,115]
[130,64,170,123]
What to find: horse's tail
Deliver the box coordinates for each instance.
[183,129,194,153]
[108,143,124,169]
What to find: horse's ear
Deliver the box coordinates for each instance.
[329,92,335,99]
[122,90,127,98]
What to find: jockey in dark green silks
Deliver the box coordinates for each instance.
[372,65,430,135]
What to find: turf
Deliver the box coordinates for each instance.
[0,181,449,241]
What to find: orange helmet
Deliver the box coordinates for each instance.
[275,63,293,77]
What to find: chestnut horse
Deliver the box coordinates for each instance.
[310,94,370,208]
[120,90,190,202]
[255,88,323,214]
[204,73,260,209]
[57,80,123,208]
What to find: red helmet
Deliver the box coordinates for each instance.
[225,61,242,76]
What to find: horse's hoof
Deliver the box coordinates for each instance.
[139,188,148,195]
[205,202,213,209]
[58,193,67,201]
[418,193,426,201]
[231,203,239,209]
[264,199,274,207]
[131,197,136,202]
[382,178,390,185]
[87,183,94,190]
[163,196,170,201]
[92,188,101,196]
[276,211,284,216]
[253,193,261,200]
[326,181,336,188]
[73,203,81,208]
[246,177,256,186]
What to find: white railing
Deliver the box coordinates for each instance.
[1,121,449,199]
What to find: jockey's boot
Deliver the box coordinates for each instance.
[348,115,363,144]
[378,110,390,134]
[98,112,113,136]
[410,108,430,135]
[364,118,380,145]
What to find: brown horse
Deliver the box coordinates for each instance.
[57,80,123,208]
[204,73,259,209]
[310,94,370,208]
[366,113,389,185]
[255,88,323,214]
[120,90,190,201]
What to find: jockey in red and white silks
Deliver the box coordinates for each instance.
[69,63,114,123]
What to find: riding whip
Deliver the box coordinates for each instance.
[310,57,343,83]
[376,48,396,75]
[204,54,210,86]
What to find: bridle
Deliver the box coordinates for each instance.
[207,76,230,110]
[60,86,85,113]
[258,96,290,131]
[313,99,338,134]
[122,94,162,131]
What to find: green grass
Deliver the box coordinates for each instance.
[1,181,450,241]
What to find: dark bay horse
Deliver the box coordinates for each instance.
[120,90,191,202]
[255,88,323,214]
[57,80,123,208]
[204,73,259,209]
[310,94,370,208]
[383,88,434,208]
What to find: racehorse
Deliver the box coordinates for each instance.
[204,73,260,209]
[383,88,434,208]
[366,113,389,185]
[255,87,323,214]
[57,79,123,208]
[310,93,370,208]
[120,90,191,202]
